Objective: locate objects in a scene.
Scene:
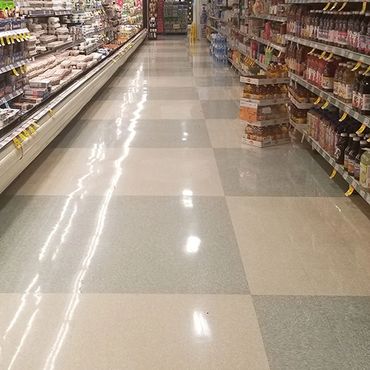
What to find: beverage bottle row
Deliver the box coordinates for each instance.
[287,5,370,55]
[308,108,370,189]
[286,44,370,115]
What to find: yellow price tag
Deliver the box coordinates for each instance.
[324,52,333,61]
[321,101,330,109]
[32,121,39,129]
[12,68,19,76]
[19,132,27,141]
[0,37,4,46]
[20,65,25,74]
[361,1,367,14]
[330,2,337,10]
[28,125,36,134]
[339,112,348,122]
[314,97,321,105]
[308,48,315,55]
[48,109,55,117]
[319,51,326,59]
[345,185,355,197]
[5,36,10,45]
[364,66,370,76]
[356,124,367,135]
[329,169,337,179]
[338,2,347,11]
[10,36,15,44]
[13,137,22,149]
[351,62,361,71]
[15,35,20,42]
[22,129,30,138]
[323,2,331,10]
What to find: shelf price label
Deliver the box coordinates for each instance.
[330,169,337,179]
[12,68,19,76]
[351,62,361,71]
[361,1,367,14]
[345,185,355,197]
[321,101,330,109]
[339,112,348,122]
[18,132,27,141]
[0,37,4,46]
[323,2,331,11]
[338,2,347,11]
[12,137,22,150]
[319,51,327,59]
[330,2,337,10]
[324,52,333,61]
[314,97,321,105]
[356,124,367,135]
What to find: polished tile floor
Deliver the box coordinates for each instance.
[0,37,370,369]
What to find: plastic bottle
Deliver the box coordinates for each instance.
[358,15,368,54]
[333,63,343,97]
[359,72,370,115]
[360,148,370,190]
[321,60,335,91]
[354,140,368,180]
[344,133,356,170]
[348,136,361,175]
[334,132,349,164]
[352,69,365,110]
[342,63,356,103]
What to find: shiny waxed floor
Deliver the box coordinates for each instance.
[0,36,370,370]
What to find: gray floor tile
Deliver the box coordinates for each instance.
[253,296,370,370]
[201,100,239,119]
[95,86,199,101]
[0,195,248,294]
[51,118,211,148]
[214,146,346,197]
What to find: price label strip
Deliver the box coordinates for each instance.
[339,112,348,122]
[356,124,367,135]
[345,185,355,197]
[329,169,337,179]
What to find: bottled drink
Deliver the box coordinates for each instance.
[352,69,365,110]
[321,60,335,91]
[358,16,368,54]
[360,148,370,190]
[347,136,361,175]
[334,132,349,164]
[344,133,356,170]
[342,63,356,103]
[358,72,370,115]
[354,140,368,180]
[333,63,344,97]
[352,13,362,50]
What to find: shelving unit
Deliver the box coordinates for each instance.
[289,73,370,127]
[290,120,370,205]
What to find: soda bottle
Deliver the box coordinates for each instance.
[354,140,368,180]
[360,148,370,190]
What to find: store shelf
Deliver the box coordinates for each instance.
[289,72,370,127]
[285,35,370,66]
[288,92,314,109]
[290,120,370,205]
[249,14,287,22]
[34,40,83,58]
[0,28,30,38]
[242,135,291,147]
[228,58,250,76]
[240,76,290,85]
[0,60,29,75]
[242,117,290,126]
[233,46,269,71]
[250,35,286,52]
[207,24,218,32]
[0,89,23,106]
[286,0,363,3]
[0,30,147,193]
[241,97,290,107]
[26,9,72,17]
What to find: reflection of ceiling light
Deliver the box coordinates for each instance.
[182,138,187,141]
[193,311,211,337]
[183,132,189,137]
[182,189,193,208]
[186,235,201,254]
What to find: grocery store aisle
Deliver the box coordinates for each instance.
[0,36,370,369]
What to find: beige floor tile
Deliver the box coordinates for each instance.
[0,294,270,370]
[110,76,196,87]
[82,99,204,120]
[198,86,241,100]
[206,119,244,148]
[227,196,370,296]
[7,148,224,196]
